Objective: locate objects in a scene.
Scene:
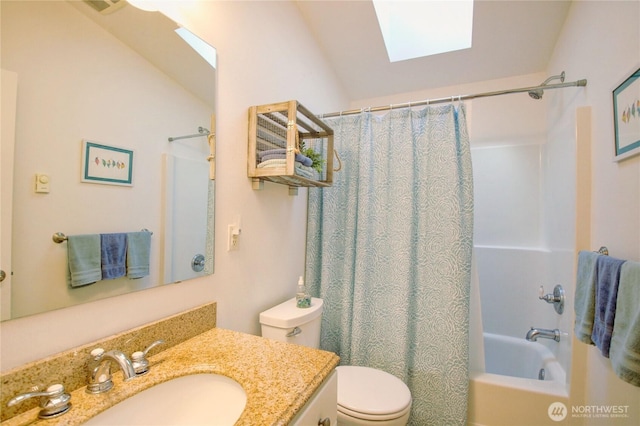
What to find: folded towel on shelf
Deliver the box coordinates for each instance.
[257,158,288,168]
[259,148,315,167]
[259,148,286,158]
[610,260,640,386]
[257,158,319,180]
[101,233,127,280]
[591,255,627,357]
[294,163,319,180]
[574,251,601,344]
[126,231,151,279]
[260,152,314,167]
[67,234,102,288]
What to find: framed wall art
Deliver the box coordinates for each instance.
[613,66,640,161]
[81,140,134,186]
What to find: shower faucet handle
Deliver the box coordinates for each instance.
[538,285,565,315]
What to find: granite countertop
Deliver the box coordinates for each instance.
[3,328,340,426]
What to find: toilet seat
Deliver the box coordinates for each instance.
[336,366,412,421]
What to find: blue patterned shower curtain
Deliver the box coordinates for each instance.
[306,105,474,425]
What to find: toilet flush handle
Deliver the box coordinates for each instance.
[286,327,302,337]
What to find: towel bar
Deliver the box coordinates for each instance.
[53,229,153,244]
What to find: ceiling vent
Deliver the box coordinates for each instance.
[83,0,127,15]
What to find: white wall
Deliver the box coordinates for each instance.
[0,0,348,371]
[546,0,640,421]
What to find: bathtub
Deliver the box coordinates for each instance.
[468,333,569,426]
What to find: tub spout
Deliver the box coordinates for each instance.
[526,327,561,342]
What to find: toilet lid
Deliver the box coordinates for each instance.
[336,366,412,420]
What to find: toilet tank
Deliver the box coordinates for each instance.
[259,297,323,349]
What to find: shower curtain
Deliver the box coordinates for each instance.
[306,105,474,425]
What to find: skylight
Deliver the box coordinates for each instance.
[175,27,217,69]
[373,0,474,63]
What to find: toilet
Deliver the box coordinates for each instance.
[260,297,412,426]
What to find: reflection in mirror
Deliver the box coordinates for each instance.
[0,0,216,321]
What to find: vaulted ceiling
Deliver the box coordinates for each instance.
[295,0,572,101]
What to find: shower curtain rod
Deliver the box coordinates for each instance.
[321,78,587,118]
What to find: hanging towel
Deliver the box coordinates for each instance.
[67,234,102,288]
[574,251,600,344]
[101,233,127,280]
[591,255,626,357]
[610,260,640,386]
[126,231,151,279]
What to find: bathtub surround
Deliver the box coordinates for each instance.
[307,105,473,424]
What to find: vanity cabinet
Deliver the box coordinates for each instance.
[291,370,337,426]
[248,100,334,191]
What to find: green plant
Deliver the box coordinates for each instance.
[302,148,325,173]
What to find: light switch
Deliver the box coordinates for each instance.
[35,173,50,193]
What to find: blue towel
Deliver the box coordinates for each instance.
[67,234,101,288]
[259,148,286,158]
[574,251,600,344]
[101,233,127,280]
[126,231,151,279]
[610,260,640,386]
[591,255,626,357]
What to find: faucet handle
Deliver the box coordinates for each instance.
[131,339,165,375]
[538,285,565,314]
[7,383,71,419]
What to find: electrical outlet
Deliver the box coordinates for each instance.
[228,225,240,251]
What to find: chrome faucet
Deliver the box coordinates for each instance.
[526,327,561,342]
[87,348,136,394]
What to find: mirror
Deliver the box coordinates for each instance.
[0,0,216,320]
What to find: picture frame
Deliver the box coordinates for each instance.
[613,66,640,162]
[81,140,134,186]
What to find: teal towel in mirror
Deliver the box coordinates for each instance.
[67,234,101,288]
[101,233,127,280]
[127,231,151,279]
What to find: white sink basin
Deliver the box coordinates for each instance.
[84,374,246,425]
